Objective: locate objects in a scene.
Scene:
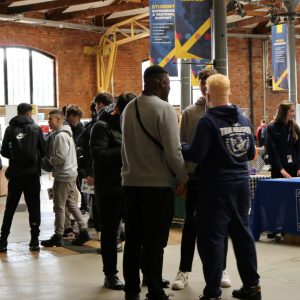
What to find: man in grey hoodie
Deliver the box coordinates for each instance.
[41,110,90,247]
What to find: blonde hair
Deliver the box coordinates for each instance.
[206,74,230,101]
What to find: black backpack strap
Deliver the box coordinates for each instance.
[134,99,163,150]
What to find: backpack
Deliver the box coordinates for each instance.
[11,124,39,167]
[41,130,70,172]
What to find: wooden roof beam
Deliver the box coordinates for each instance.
[228,16,269,29]
[0,0,108,14]
[47,2,145,21]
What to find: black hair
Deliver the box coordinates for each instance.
[94,92,114,106]
[198,68,218,81]
[143,65,168,82]
[65,104,83,118]
[116,92,136,113]
[17,103,33,115]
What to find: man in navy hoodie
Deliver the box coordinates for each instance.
[182,74,261,300]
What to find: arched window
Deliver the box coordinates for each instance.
[0,47,56,107]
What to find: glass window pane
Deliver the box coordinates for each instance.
[32,51,55,107]
[168,79,181,106]
[192,87,201,104]
[6,48,30,105]
[0,49,5,105]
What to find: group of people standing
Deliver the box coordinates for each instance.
[0,64,271,300]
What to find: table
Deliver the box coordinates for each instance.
[250,178,300,241]
[171,174,270,227]
[249,174,271,202]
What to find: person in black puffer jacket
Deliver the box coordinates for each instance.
[77,93,113,232]
[90,93,134,291]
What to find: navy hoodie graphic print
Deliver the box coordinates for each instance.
[182,104,256,191]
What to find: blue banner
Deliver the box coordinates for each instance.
[272,24,288,91]
[175,0,211,59]
[150,0,178,76]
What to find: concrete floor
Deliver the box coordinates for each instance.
[1,175,300,300]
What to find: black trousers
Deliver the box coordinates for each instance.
[123,186,174,300]
[179,180,228,272]
[1,175,41,240]
[196,182,260,298]
[99,186,125,276]
[93,181,103,233]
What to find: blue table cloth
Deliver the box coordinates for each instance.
[250,178,300,240]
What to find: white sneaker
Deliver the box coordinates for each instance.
[220,270,231,288]
[171,271,189,290]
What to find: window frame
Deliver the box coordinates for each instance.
[0,46,57,107]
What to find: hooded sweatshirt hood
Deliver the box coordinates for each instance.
[207,104,239,124]
[182,104,256,191]
[50,124,78,181]
[9,115,34,127]
[56,124,73,136]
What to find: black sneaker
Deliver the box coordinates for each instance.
[145,293,173,300]
[104,274,124,290]
[232,285,261,300]
[63,227,76,239]
[41,234,64,247]
[29,238,40,251]
[0,239,7,253]
[142,277,170,288]
[71,229,91,246]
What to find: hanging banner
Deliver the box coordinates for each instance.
[272,24,288,91]
[150,0,178,76]
[191,59,210,86]
[175,0,211,60]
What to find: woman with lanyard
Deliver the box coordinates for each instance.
[266,102,300,239]
[266,102,300,179]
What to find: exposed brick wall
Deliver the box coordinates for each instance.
[0,22,298,132]
[227,37,298,130]
[113,38,150,96]
[0,22,100,118]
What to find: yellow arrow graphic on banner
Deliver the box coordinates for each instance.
[273,68,288,90]
[158,17,211,68]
